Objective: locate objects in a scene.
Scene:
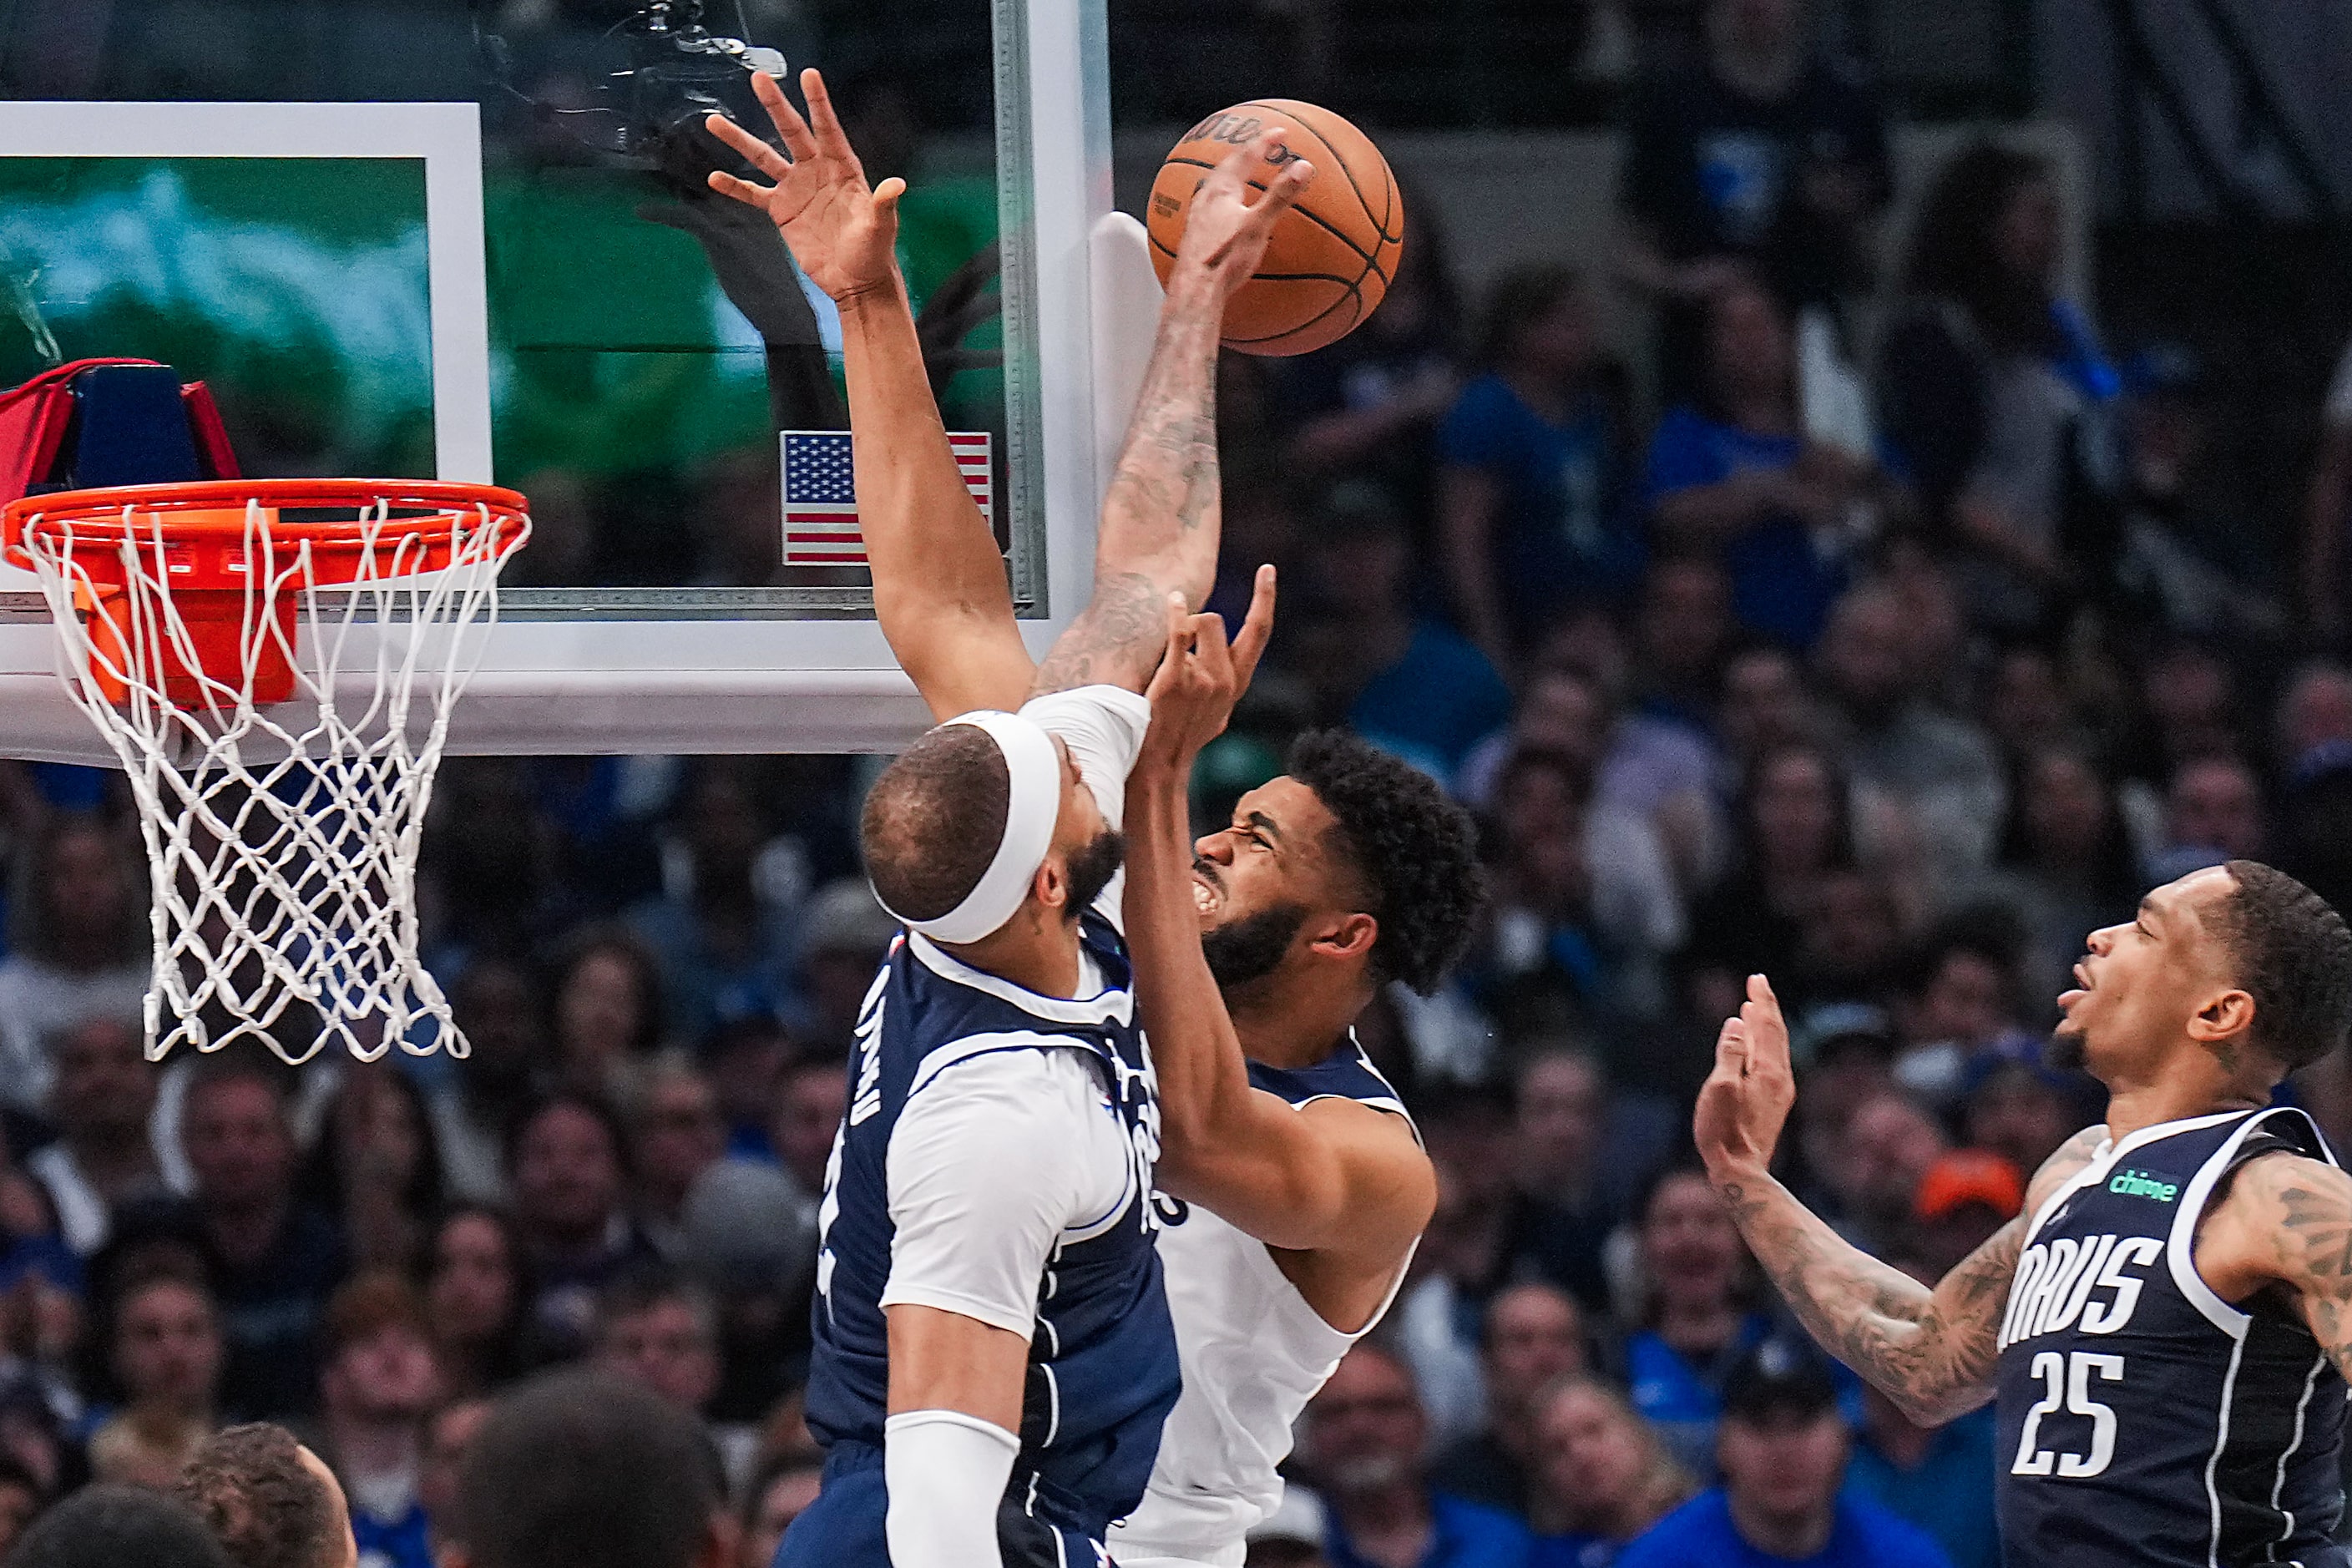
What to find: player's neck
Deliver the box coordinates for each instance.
[2099,1055,2269,1145]
[938,916,1086,999]
[1228,979,1373,1071]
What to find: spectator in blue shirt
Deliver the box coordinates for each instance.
[1619,1166,1772,1479]
[1840,1257,2000,1568]
[1437,266,1638,671]
[1291,483,1514,782]
[1643,276,1893,650]
[1302,1344,1533,1568]
[1528,1375,1697,1568]
[1616,1343,1951,1568]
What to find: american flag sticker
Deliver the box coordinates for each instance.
[781,430,994,566]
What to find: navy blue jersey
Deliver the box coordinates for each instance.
[1247,1032,1412,1117]
[1995,1107,2347,1568]
[787,915,1181,1565]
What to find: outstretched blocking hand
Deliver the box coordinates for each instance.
[1694,974,1797,1186]
[1171,129,1317,302]
[704,68,903,304]
[1140,565,1275,772]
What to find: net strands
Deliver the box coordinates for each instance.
[12,489,528,1065]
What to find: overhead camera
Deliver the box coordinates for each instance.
[475,0,788,168]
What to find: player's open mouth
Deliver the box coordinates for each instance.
[2058,961,2090,1009]
[1191,861,1222,916]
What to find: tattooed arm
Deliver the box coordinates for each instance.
[1696,974,2105,1424]
[1029,131,1313,698]
[2197,1149,2352,1378]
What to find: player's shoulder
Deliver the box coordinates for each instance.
[2024,1122,2110,1214]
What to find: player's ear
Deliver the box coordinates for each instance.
[2188,986,2256,1055]
[1310,912,1377,965]
[1031,855,1067,916]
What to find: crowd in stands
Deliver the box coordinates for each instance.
[1,3,2350,1567]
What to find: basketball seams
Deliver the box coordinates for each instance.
[1157,155,1382,275]
[1241,99,1404,249]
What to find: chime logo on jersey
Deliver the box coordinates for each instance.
[1997,1233,2166,1349]
[2106,1168,2178,1202]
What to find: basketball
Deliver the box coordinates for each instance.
[1146,99,1404,357]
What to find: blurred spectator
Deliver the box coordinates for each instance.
[1437,266,1636,668]
[590,1265,751,1489]
[628,1058,726,1259]
[180,1059,346,1420]
[1292,485,1513,781]
[314,1275,443,1568]
[1643,278,1886,650]
[28,1017,187,1256]
[626,763,805,1044]
[1906,1152,2021,1280]
[1629,556,1737,735]
[735,1451,822,1568]
[1818,1088,1946,1254]
[1813,584,2005,886]
[88,1258,220,1487]
[1619,1166,1765,1479]
[1843,1263,2000,1568]
[1429,1282,1586,1515]
[417,1396,492,1550]
[1616,0,1889,394]
[422,1207,534,1397]
[0,817,150,1120]
[2121,642,2245,789]
[766,1056,846,1211]
[1277,211,1464,518]
[0,1457,41,1559]
[1889,923,2027,1103]
[1504,1050,1632,1311]
[2302,333,2352,641]
[678,1159,815,1424]
[299,1068,445,1276]
[505,1093,651,1363]
[1300,1344,1533,1568]
[1980,645,2074,763]
[548,929,666,1102]
[2112,346,2280,640]
[1478,750,1683,1029]
[176,1422,357,1568]
[1614,1343,1950,1567]
[428,959,550,1205]
[2147,755,2266,882]
[1961,1060,2088,1182]
[1976,747,2142,1012]
[1527,1375,1697,1565]
[1878,144,2117,636]
[420,764,555,964]
[790,881,896,1057]
[7,1483,235,1568]
[1682,742,1856,1025]
[1395,1095,1519,1444]
[1788,867,1907,1014]
[699,1020,792,1161]
[440,1369,726,1568]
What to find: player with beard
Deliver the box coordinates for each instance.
[706,63,1482,1568]
[1110,606,1484,1568]
[1697,862,2352,1567]
[702,68,1307,1568]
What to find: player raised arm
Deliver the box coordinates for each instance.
[1028,131,1313,697]
[706,68,1033,720]
[1121,581,1434,1256]
[1696,974,2106,1425]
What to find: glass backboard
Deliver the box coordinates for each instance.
[0,0,1153,761]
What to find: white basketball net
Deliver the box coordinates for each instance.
[14,493,527,1065]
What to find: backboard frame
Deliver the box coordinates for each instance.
[0,0,1152,763]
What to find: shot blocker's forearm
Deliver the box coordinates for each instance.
[837,278,1033,718]
[1717,1170,2018,1424]
[1033,273,1227,696]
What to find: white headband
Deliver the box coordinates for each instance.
[875,710,1062,944]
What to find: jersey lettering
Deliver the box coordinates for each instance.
[2000,1232,2162,1348]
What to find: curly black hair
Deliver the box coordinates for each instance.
[2215,860,2352,1074]
[1285,730,1487,995]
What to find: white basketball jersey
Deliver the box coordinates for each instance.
[1107,1038,1417,1567]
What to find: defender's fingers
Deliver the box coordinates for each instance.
[1242,157,1316,232]
[801,68,867,177]
[1232,565,1277,686]
[705,169,776,210]
[704,113,792,180]
[750,69,819,164]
